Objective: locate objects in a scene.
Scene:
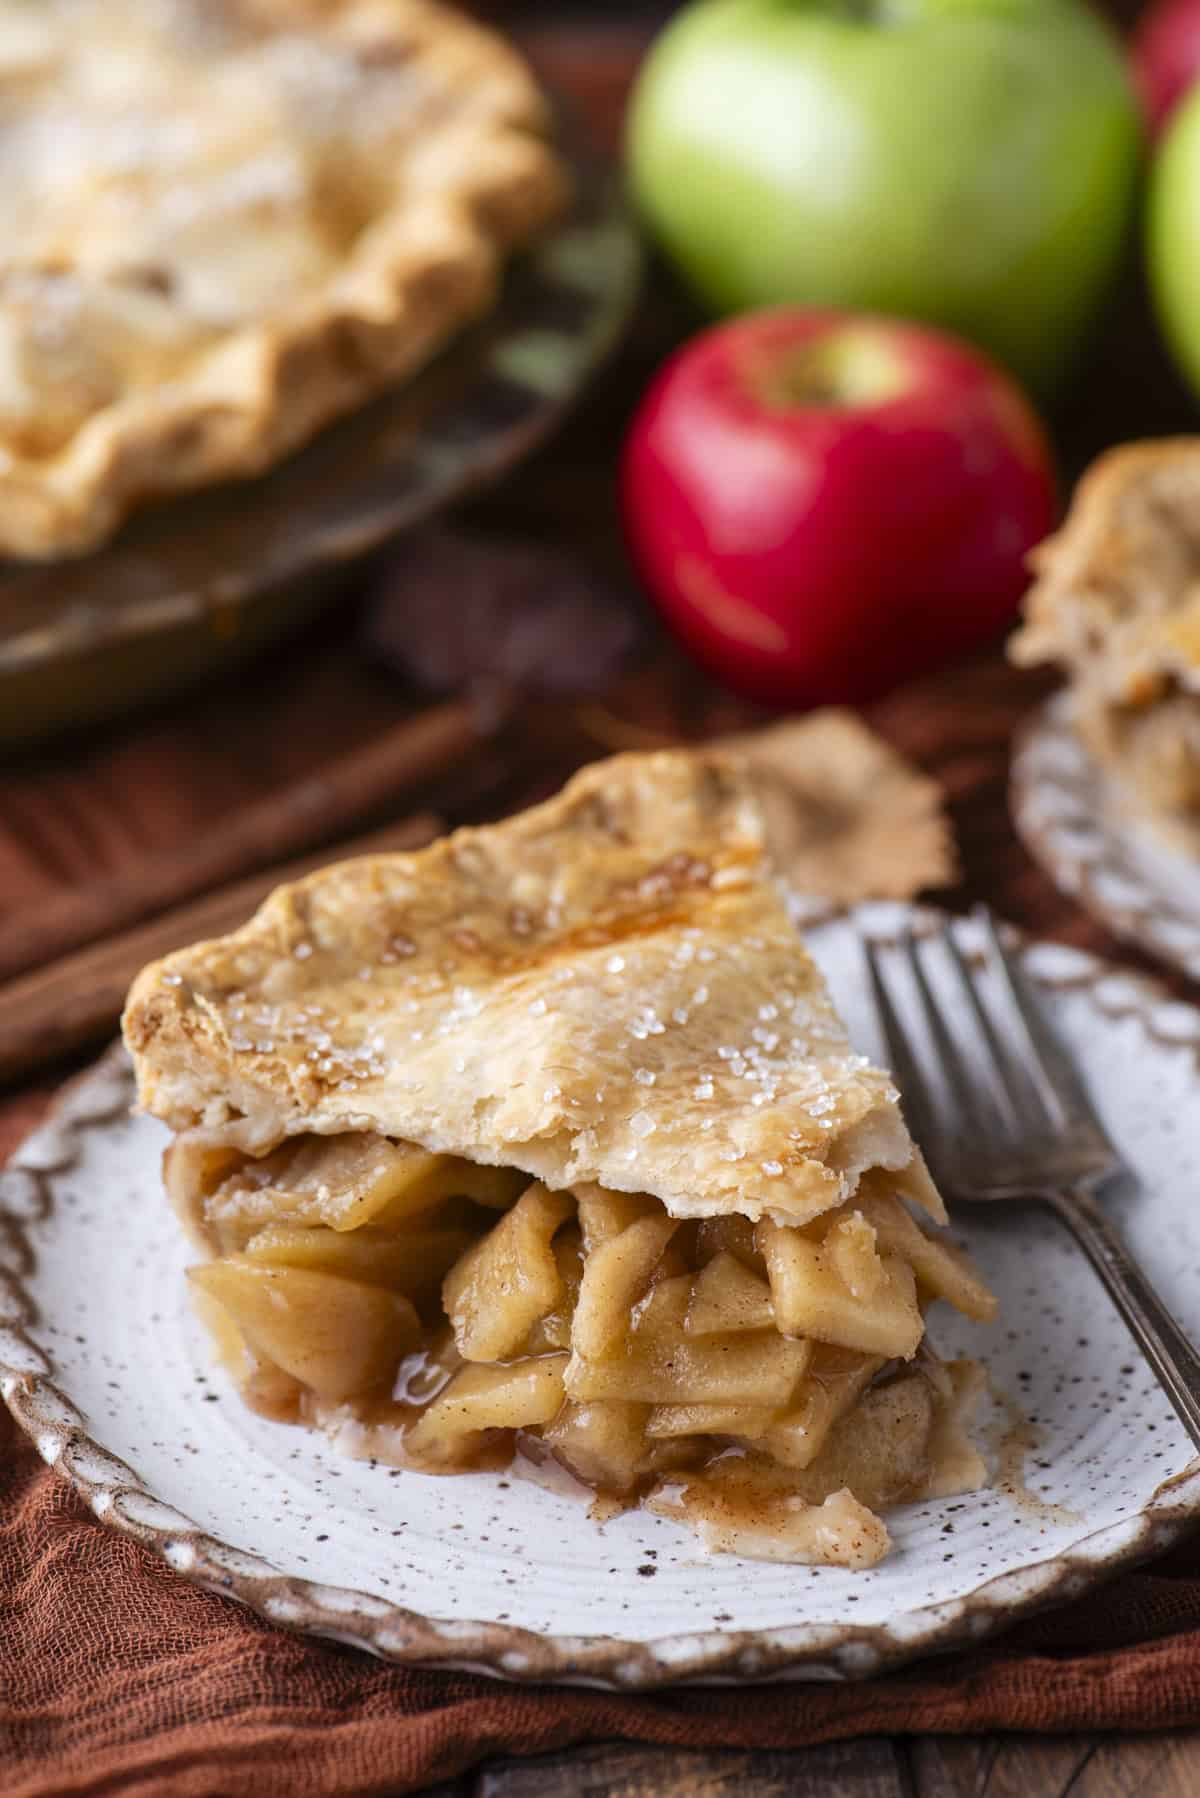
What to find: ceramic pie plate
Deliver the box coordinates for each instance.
[4,904,1200,1690]
[0,103,639,749]
[1013,693,1200,984]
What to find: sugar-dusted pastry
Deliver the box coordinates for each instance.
[124,750,995,1567]
[0,0,567,557]
[1012,439,1200,832]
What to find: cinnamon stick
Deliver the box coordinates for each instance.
[0,699,487,987]
[0,814,440,1087]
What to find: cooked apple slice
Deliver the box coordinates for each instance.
[370,1154,530,1224]
[241,1221,474,1310]
[163,1136,244,1252]
[442,1182,574,1361]
[575,1184,660,1247]
[568,1273,810,1407]
[825,1211,888,1301]
[758,1218,923,1359]
[695,1214,766,1275]
[783,1372,937,1511]
[189,1260,420,1402]
[572,1332,811,1408]
[404,1355,569,1462]
[763,1345,884,1470]
[524,1228,584,1352]
[571,1210,678,1359]
[542,1399,653,1493]
[685,1251,774,1336]
[856,1188,997,1322]
[209,1135,528,1237]
[646,1401,779,1439]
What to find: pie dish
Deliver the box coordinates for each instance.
[1011,439,1200,842]
[123,750,996,1568]
[0,0,568,559]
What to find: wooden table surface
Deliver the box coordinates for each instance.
[5,3,1200,1792]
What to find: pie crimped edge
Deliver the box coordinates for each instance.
[0,0,568,559]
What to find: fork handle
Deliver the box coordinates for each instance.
[1044,1184,1200,1453]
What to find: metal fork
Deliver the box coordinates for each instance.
[864,905,1200,1451]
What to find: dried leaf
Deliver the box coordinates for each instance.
[723,711,958,902]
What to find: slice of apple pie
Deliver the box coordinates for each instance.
[123,750,995,1567]
[1012,439,1200,836]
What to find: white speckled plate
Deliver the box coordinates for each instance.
[1013,693,1200,983]
[4,906,1200,1689]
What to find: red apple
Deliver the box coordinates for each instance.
[1132,0,1200,138]
[620,310,1057,709]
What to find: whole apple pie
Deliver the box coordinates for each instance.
[123,751,995,1567]
[0,0,567,558]
[1012,439,1200,836]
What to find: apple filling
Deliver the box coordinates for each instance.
[167,1130,996,1568]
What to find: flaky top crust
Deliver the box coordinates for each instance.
[123,750,938,1227]
[0,0,567,558]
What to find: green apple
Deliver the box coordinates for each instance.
[627,0,1141,392]
[1149,79,1200,399]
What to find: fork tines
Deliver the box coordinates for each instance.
[862,907,1117,1199]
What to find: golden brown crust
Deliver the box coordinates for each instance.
[123,749,935,1228]
[0,0,567,558]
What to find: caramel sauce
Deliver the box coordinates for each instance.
[987,1378,1081,1528]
